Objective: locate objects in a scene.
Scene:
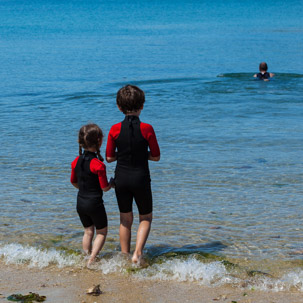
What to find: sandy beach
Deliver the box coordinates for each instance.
[1,261,303,303]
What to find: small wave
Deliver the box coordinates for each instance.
[113,77,204,87]
[217,73,253,79]
[0,243,81,268]
[97,253,303,292]
[247,270,303,292]
[218,72,303,79]
[1,91,50,98]
[281,270,303,291]
[134,256,233,286]
[64,93,105,101]
[2,243,303,292]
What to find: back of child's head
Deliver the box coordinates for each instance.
[116,85,145,114]
[259,62,268,72]
[78,123,104,161]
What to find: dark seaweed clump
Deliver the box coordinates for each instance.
[7,292,46,302]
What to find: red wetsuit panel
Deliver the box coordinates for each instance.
[70,156,79,183]
[106,122,122,158]
[106,121,160,157]
[140,123,160,157]
[71,156,109,189]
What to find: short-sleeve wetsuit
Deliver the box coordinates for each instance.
[106,115,160,215]
[256,72,270,80]
[71,151,109,229]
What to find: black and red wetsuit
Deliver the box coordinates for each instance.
[256,72,270,80]
[106,115,160,215]
[71,151,109,229]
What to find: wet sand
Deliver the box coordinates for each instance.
[1,262,303,303]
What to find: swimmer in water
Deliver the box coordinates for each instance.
[254,62,275,81]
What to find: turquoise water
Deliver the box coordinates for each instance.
[1,0,303,289]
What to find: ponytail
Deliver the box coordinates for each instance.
[78,124,104,160]
[79,144,83,156]
[96,144,104,162]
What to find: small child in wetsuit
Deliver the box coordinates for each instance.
[254,62,275,81]
[106,85,160,264]
[70,123,112,266]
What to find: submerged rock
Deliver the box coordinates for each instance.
[20,199,32,203]
[247,270,272,277]
[86,284,102,296]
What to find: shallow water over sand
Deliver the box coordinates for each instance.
[1,0,303,288]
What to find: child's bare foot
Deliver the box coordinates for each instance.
[87,256,96,267]
[83,249,91,256]
[132,251,141,264]
[132,251,147,266]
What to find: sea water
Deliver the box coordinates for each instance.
[1,0,303,291]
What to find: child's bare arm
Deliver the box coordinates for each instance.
[102,178,115,192]
[72,183,79,189]
[106,156,117,163]
[148,152,160,161]
[102,185,111,192]
[106,152,117,163]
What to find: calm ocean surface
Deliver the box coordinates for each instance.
[1,0,303,290]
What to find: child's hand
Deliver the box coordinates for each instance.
[109,177,115,188]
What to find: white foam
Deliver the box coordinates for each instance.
[282,270,303,291]
[2,243,303,292]
[252,270,303,292]
[0,243,81,268]
[98,253,130,274]
[134,256,234,286]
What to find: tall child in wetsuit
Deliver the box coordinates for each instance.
[254,62,275,81]
[71,123,112,266]
[106,85,160,264]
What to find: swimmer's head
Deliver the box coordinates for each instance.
[116,85,145,114]
[78,123,104,161]
[259,62,268,72]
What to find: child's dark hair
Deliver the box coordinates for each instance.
[116,85,145,114]
[259,62,268,72]
[78,123,104,161]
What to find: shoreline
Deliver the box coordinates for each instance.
[1,262,303,303]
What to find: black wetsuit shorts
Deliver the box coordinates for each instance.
[115,171,152,215]
[77,194,108,230]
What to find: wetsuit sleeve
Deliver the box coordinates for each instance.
[106,123,121,158]
[90,158,109,189]
[70,157,79,184]
[140,123,160,157]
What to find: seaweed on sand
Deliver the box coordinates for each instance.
[7,292,46,302]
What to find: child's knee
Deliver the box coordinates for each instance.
[139,213,152,223]
[120,212,133,227]
[84,226,94,237]
[96,227,107,236]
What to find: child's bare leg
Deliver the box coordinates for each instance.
[119,212,133,254]
[88,227,107,265]
[83,226,94,254]
[132,213,152,263]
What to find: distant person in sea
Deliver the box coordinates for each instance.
[254,62,275,81]
[70,123,113,266]
[106,85,160,264]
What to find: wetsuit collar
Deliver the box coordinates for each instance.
[83,150,97,158]
[124,115,140,123]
